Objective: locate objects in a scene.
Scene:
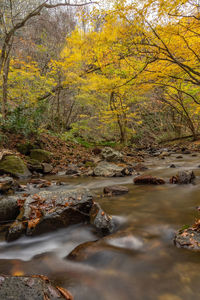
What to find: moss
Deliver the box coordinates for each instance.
[16,142,35,155]
[30,149,52,163]
[26,158,43,172]
[0,155,31,178]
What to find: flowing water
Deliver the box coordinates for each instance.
[1,153,200,300]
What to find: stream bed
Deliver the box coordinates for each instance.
[0,153,200,300]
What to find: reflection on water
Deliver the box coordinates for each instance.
[1,153,200,299]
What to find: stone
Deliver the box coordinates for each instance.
[42,163,53,174]
[7,189,93,241]
[27,158,43,172]
[176,155,183,159]
[101,147,123,162]
[93,161,133,177]
[134,175,165,185]
[30,149,52,163]
[103,185,129,195]
[0,176,18,193]
[133,163,148,172]
[174,228,200,250]
[90,202,115,235]
[65,164,80,175]
[170,164,176,168]
[160,151,170,159]
[0,155,31,178]
[0,275,72,300]
[170,171,195,184]
[0,196,20,223]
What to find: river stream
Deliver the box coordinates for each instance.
[0,153,200,300]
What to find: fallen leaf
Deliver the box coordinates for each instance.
[57,286,73,300]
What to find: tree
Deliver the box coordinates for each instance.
[0,0,96,120]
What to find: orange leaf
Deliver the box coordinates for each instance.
[57,287,73,300]
[28,218,40,229]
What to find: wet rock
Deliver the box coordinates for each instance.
[134,175,165,185]
[90,202,115,235]
[30,149,52,163]
[133,163,148,172]
[170,164,176,168]
[93,161,132,177]
[65,164,80,176]
[183,150,191,154]
[27,158,43,173]
[6,189,115,241]
[0,275,72,300]
[176,155,183,159]
[67,231,143,262]
[7,189,93,241]
[174,228,200,250]
[42,163,53,174]
[0,196,20,223]
[170,171,195,184]
[0,155,31,178]
[160,151,170,159]
[192,153,197,157]
[103,185,129,195]
[101,147,123,162]
[0,176,19,193]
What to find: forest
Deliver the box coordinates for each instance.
[0,1,200,300]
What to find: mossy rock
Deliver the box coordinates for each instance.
[26,158,43,172]
[30,149,52,163]
[0,155,31,178]
[16,142,35,155]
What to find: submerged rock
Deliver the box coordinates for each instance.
[0,155,31,178]
[0,275,73,300]
[134,175,165,185]
[170,171,195,184]
[103,185,129,195]
[93,161,133,177]
[67,231,143,263]
[101,147,123,162]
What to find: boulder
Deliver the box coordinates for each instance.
[174,228,200,250]
[0,155,31,178]
[170,171,195,184]
[65,164,80,176]
[67,231,143,262]
[0,275,73,300]
[27,158,43,173]
[90,202,115,235]
[93,161,133,177]
[133,163,148,172]
[101,147,123,162]
[170,164,176,168]
[7,189,93,241]
[134,175,165,185]
[0,176,19,193]
[6,189,115,242]
[103,185,129,195]
[0,195,19,223]
[160,151,170,159]
[42,163,53,174]
[30,149,52,163]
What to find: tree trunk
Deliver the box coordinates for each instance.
[2,57,10,120]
